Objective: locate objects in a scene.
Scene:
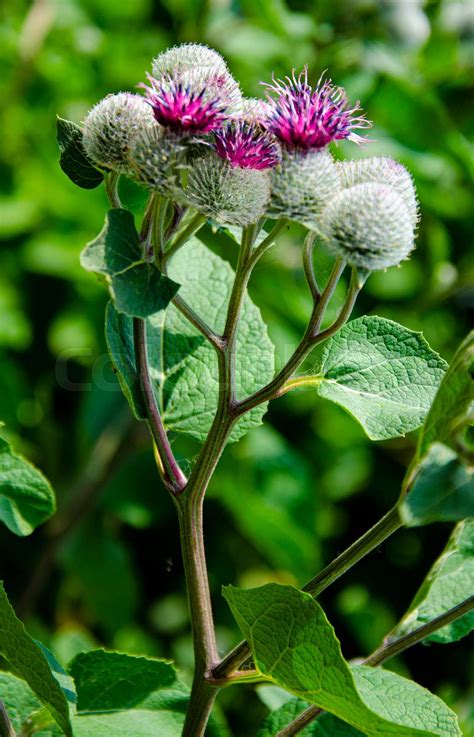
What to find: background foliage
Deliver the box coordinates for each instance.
[0,0,473,734]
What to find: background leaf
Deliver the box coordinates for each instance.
[316,316,447,440]
[0,436,56,536]
[81,209,180,318]
[224,583,461,736]
[0,583,72,736]
[392,519,474,645]
[400,443,473,526]
[56,117,104,190]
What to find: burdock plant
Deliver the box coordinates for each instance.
[0,43,472,737]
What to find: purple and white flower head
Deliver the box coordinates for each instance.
[82,93,155,170]
[338,157,419,227]
[213,121,281,171]
[141,72,229,135]
[263,67,371,150]
[185,153,271,226]
[319,182,416,271]
[268,149,340,228]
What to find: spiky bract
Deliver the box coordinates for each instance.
[319,182,416,270]
[268,149,340,228]
[82,93,155,170]
[185,155,271,226]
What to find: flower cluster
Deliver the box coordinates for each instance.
[79,43,418,269]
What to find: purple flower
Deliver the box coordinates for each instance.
[213,121,281,170]
[262,67,371,150]
[141,73,228,134]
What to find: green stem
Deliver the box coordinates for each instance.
[212,506,402,680]
[165,211,206,261]
[275,707,324,737]
[104,170,121,208]
[303,506,402,596]
[180,227,259,734]
[245,219,288,271]
[303,231,320,301]
[235,258,346,415]
[275,596,474,737]
[364,595,474,666]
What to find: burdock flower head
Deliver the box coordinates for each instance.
[213,121,281,170]
[263,67,371,150]
[184,122,280,226]
[141,72,229,135]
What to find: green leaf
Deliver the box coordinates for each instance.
[352,666,461,737]
[400,443,474,526]
[0,435,56,536]
[69,650,177,711]
[416,331,473,460]
[0,672,54,735]
[392,518,474,644]
[56,117,103,189]
[315,316,447,440]
[107,238,275,441]
[224,583,461,737]
[71,710,185,737]
[0,582,72,736]
[81,209,180,318]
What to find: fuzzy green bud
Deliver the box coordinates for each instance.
[338,157,419,227]
[319,182,416,271]
[82,93,155,171]
[127,125,186,196]
[152,43,229,78]
[185,154,271,226]
[268,149,341,229]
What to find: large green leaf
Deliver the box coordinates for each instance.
[0,583,72,736]
[257,697,366,736]
[81,209,179,318]
[56,117,103,189]
[70,650,177,711]
[314,316,447,441]
[416,331,473,461]
[106,238,275,441]
[224,583,461,737]
[0,436,56,536]
[400,443,473,526]
[392,518,474,644]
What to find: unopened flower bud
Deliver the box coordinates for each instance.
[268,149,340,228]
[319,182,416,271]
[338,157,419,226]
[185,154,271,226]
[241,97,271,124]
[152,43,229,78]
[127,125,186,195]
[82,93,155,170]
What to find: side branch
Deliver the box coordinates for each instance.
[133,317,187,493]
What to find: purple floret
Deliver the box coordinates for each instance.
[213,121,281,170]
[262,67,371,150]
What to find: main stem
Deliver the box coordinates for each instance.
[180,227,257,736]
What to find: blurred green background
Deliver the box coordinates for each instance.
[0,0,473,734]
